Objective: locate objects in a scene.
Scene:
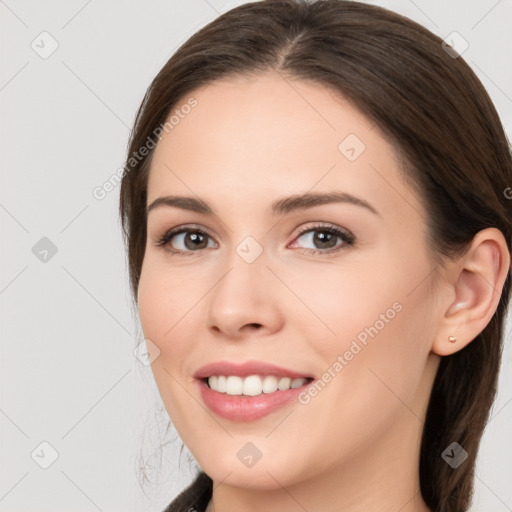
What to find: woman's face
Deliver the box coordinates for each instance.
[138,72,443,490]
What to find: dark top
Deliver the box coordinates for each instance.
[162,471,213,512]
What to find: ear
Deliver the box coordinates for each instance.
[432,227,510,356]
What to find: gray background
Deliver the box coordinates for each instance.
[1,0,511,511]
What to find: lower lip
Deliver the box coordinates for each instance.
[197,378,312,422]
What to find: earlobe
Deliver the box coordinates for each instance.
[431,228,510,357]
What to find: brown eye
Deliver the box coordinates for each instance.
[292,224,355,254]
[155,226,217,255]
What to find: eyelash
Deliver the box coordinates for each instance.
[154,222,355,256]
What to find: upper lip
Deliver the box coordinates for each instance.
[194,360,314,380]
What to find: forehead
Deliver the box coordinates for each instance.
[146,71,419,222]
[152,71,376,161]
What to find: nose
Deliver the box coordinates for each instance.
[206,251,284,340]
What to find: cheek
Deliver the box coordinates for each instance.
[137,257,203,343]
[279,256,409,352]
[137,267,199,437]
[287,283,436,471]
[288,234,435,349]
[137,257,213,399]
[289,247,437,413]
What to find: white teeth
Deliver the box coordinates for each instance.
[226,375,243,395]
[262,375,278,393]
[207,375,309,396]
[290,378,304,389]
[217,375,227,393]
[277,377,291,390]
[242,375,262,396]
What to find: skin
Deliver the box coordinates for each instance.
[137,71,510,512]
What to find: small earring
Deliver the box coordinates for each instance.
[448,336,456,343]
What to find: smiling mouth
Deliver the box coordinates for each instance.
[202,375,315,396]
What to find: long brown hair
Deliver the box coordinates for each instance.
[119,1,512,510]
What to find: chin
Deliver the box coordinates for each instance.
[199,457,300,491]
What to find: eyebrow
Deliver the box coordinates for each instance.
[146,190,379,217]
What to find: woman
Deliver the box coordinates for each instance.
[119,1,512,511]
